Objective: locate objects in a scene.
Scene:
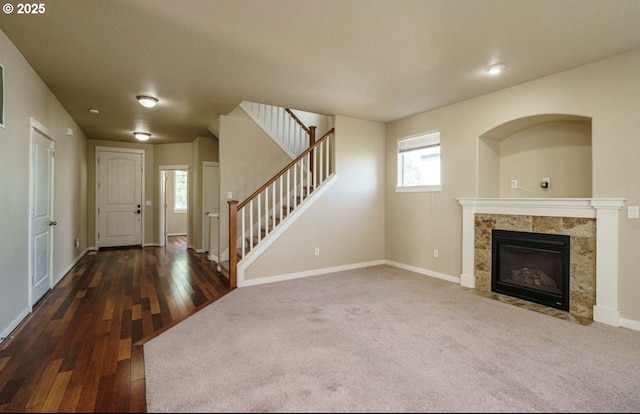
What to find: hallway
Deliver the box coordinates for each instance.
[0,242,231,412]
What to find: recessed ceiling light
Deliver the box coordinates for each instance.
[89,108,100,115]
[136,95,159,108]
[484,63,506,75]
[133,132,151,141]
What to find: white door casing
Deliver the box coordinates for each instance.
[29,118,55,307]
[159,170,167,247]
[158,165,189,247]
[203,162,220,253]
[97,148,144,248]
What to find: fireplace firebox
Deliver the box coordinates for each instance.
[491,230,570,311]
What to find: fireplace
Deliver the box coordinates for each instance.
[492,229,570,311]
[458,198,625,326]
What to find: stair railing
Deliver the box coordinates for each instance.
[228,128,335,288]
[240,101,315,157]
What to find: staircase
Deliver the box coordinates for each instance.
[239,101,314,157]
[227,184,315,261]
[219,102,335,287]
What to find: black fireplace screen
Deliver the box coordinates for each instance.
[491,230,570,311]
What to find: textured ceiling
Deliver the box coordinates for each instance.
[1,0,640,144]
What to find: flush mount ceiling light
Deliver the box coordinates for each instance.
[136,95,158,108]
[484,63,506,75]
[89,108,100,115]
[133,132,151,141]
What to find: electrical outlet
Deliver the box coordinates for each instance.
[227,191,233,199]
[541,177,550,189]
[511,180,518,189]
[315,248,320,256]
[433,249,439,258]
[74,238,80,248]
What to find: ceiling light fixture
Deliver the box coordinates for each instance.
[89,108,100,115]
[484,63,506,75]
[133,132,151,141]
[136,95,159,108]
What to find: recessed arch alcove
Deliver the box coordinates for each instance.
[477,114,592,198]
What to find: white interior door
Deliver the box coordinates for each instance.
[203,162,220,254]
[97,149,143,247]
[30,121,55,307]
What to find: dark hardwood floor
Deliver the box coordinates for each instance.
[0,236,232,412]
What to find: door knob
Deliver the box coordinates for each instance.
[136,209,141,214]
[49,221,57,226]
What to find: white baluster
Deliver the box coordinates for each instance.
[249,200,254,251]
[272,182,276,233]
[257,193,262,243]
[241,207,246,258]
[286,170,290,221]
[319,141,323,184]
[293,162,297,211]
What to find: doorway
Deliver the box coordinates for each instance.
[29,118,55,307]
[159,165,189,248]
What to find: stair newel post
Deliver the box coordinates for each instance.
[228,199,238,289]
[309,126,316,187]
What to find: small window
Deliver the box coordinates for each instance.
[396,130,441,192]
[174,170,188,212]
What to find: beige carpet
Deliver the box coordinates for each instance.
[144,265,640,412]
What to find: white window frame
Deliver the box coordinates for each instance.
[173,170,188,213]
[396,130,442,193]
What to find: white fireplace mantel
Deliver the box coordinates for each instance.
[457,198,626,327]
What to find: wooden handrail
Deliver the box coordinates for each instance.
[237,128,334,210]
[285,108,311,135]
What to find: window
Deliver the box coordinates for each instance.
[174,170,188,212]
[396,130,441,192]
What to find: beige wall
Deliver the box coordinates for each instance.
[386,48,640,323]
[244,115,386,280]
[497,121,592,197]
[0,30,88,336]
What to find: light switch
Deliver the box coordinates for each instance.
[628,206,639,219]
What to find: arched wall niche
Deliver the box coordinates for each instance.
[477,114,592,198]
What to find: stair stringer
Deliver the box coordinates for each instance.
[236,174,338,287]
[239,101,297,159]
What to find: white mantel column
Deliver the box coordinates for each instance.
[591,200,624,327]
[459,202,476,288]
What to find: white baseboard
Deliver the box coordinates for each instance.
[0,307,30,345]
[166,232,187,236]
[54,249,90,286]
[385,260,459,284]
[207,253,219,263]
[239,260,386,287]
[621,317,640,332]
[143,243,160,247]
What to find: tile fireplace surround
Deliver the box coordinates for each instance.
[458,198,625,327]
